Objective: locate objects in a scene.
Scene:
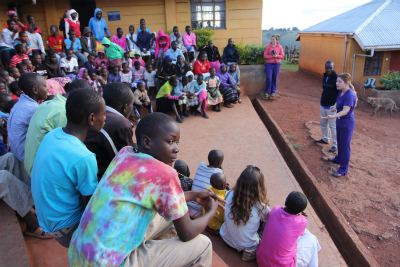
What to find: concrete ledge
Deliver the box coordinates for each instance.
[252,98,380,267]
[239,65,265,97]
[0,201,30,267]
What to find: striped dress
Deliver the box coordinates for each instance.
[218,71,239,103]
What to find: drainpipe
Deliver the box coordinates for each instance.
[343,34,349,72]
[351,48,374,79]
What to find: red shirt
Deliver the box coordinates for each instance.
[65,19,81,37]
[47,35,64,53]
[9,54,29,68]
[193,59,211,75]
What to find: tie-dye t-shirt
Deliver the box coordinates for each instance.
[68,147,188,266]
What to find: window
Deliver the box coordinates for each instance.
[364,52,383,76]
[191,0,226,29]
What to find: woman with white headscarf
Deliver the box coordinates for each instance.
[64,9,81,38]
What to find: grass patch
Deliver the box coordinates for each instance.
[292,143,303,150]
[281,60,299,72]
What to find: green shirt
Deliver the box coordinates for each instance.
[24,94,67,175]
[156,81,173,99]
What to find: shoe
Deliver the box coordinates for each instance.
[212,106,218,112]
[182,111,189,117]
[202,112,209,119]
[271,93,276,97]
[216,106,221,112]
[238,98,242,103]
[176,116,183,123]
[331,171,346,177]
[315,139,329,144]
[224,103,233,108]
[241,249,256,262]
[328,146,337,153]
[261,93,269,100]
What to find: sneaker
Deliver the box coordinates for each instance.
[241,249,256,262]
[271,93,276,97]
[331,171,346,177]
[261,93,269,100]
[328,146,337,153]
[315,139,329,144]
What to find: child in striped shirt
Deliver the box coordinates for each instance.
[188,149,224,218]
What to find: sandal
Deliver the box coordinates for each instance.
[238,98,242,103]
[24,228,55,240]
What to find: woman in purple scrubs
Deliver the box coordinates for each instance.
[326,73,357,177]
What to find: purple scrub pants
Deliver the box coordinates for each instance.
[265,63,280,94]
[334,117,355,175]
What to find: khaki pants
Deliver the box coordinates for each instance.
[125,214,212,267]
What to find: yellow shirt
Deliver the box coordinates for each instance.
[207,186,226,231]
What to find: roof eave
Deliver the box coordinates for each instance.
[299,31,354,35]
[363,45,400,51]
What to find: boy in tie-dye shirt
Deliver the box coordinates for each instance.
[69,112,218,267]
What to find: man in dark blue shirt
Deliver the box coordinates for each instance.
[316,60,338,153]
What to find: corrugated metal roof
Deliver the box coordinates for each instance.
[300,0,400,50]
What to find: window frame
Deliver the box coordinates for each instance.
[363,51,383,76]
[190,0,227,30]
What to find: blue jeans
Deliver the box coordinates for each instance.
[265,63,280,94]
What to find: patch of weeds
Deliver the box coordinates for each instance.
[292,143,303,150]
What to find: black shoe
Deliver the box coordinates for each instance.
[176,116,183,123]
[183,111,189,117]
[315,139,329,144]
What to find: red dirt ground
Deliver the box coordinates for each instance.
[258,70,400,267]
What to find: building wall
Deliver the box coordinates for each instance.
[1,0,262,50]
[389,51,400,71]
[299,33,392,86]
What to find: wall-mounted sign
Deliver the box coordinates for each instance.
[108,11,121,21]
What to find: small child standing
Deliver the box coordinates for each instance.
[256,191,315,267]
[205,67,223,112]
[144,64,156,99]
[188,149,224,218]
[207,172,228,233]
[220,165,270,261]
[174,159,193,191]
[133,81,152,119]
[193,74,208,119]
[120,62,133,84]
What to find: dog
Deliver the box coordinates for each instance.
[367,97,399,116]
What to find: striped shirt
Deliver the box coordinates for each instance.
[188,162,223,217]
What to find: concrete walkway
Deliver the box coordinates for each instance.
[23,97,346,267]
[178,97,347,267]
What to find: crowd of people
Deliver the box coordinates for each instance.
[0,8,243,124]
[0,6,325,267]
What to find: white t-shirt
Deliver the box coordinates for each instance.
[120,71,132,83]
[296,229,321,267]
[220,190,270,251]
[60,57,78,73]
[144,70,156,87]
[187,162,223,217]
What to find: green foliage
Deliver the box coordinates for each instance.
[193,28,214,48]
[236,44,265,65]
[380,72,400,90]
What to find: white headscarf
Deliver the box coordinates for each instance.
[66,9,79,22]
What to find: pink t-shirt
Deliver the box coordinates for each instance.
[256,206,308,267]
[182,32,197,46]
[111,35,128,51]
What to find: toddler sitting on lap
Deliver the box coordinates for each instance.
[207,172,228,234]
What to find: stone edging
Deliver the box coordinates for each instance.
[252,98,380,267]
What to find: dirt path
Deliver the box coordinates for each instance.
[258,70,400,267]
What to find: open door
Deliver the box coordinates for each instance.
[70,0,96,30]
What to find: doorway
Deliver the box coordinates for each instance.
[70,0,96,30]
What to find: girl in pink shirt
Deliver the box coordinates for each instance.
[256,191,308,267]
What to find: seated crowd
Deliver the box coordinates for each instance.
[0,7,320,267]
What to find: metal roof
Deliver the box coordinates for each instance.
[300,0,400,50]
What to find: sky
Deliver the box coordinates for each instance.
[262,0,372,30]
